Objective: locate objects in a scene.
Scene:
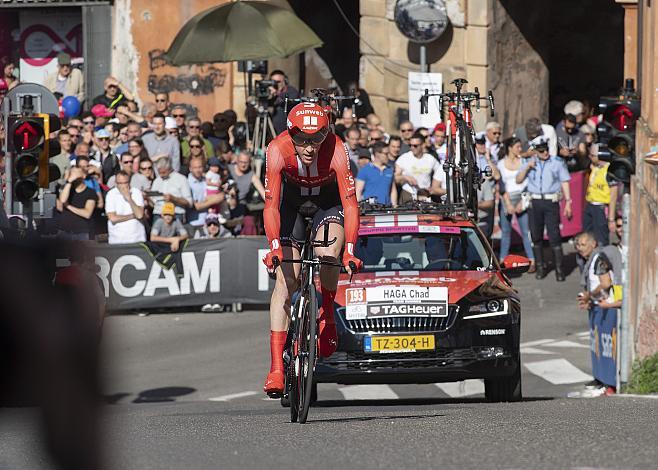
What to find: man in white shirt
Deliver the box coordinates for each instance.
[394,133,446,204]
[149,156,192,222]
[105,170,146,244]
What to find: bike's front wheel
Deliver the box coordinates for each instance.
[294,283,317,424]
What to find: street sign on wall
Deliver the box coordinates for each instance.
[408,72,442,129]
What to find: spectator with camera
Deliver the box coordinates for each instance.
[556,112,587,170]
[55,165,97,241]
[267,69,301,135]
[514,117,558,157]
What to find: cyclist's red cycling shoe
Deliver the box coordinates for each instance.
[264,370,285,396]
[318,307,338,358]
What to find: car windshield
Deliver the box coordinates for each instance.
[354,228,491,272]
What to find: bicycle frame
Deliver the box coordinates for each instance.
[420,78,495,218]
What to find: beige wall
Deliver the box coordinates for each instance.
[113,0,233,121]
[359,0,546,134]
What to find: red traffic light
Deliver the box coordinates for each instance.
[608,104,636,132]
[12,119,44,152]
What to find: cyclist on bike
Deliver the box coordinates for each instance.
[262,102,363,395]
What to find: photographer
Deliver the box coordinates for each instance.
[268,69,301,135]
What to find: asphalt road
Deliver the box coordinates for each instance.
[2,245,657,469]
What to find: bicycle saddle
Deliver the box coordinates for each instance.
[298,200,320,219]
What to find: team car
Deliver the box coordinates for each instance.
[314,202,531,402]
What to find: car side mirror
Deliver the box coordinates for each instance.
[501,254,531,276]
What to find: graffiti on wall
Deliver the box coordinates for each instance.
[147,48,227,96]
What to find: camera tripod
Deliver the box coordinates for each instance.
[250,105,276,179]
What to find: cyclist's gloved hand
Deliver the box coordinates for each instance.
[263,239,284,273]
[343,243,363,275]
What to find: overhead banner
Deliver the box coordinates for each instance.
[90,238,273,311]
[408,72,443,129]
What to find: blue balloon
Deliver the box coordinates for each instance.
[62,96,81,118]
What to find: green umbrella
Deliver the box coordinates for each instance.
[165,0,323,66]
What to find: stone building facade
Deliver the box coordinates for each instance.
[358,0,548,134]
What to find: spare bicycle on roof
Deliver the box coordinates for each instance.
[420,78,495,220]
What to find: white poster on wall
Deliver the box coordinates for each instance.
[408,72,443,129]
[18,10,82,85]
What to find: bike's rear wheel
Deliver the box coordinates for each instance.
[294,283,317,424]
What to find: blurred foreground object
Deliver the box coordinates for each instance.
[0,230,104,470]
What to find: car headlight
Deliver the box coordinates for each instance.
[463,299,509,319]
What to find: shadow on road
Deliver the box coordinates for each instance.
[308,413,445,424]
[131,386,197,404]
[314,396,554,408]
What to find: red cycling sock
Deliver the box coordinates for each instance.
[269,330,287,373]
[320,287,336,321]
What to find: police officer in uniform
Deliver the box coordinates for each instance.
[516,136,572,281]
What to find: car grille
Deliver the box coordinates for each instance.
[339,305,459,333]
[323,348,478,370]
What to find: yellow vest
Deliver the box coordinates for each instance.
[586,163,611,204]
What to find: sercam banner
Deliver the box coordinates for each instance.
[90,238,272,311]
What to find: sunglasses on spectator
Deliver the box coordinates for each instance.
[188,125,200,129]
[492,131,501,135]
[122,159,133,165]
[173,113,186,118]
[206,221,219,227]
[83,120,94,124]
[155,99,167,103]
[98,137,110,141]
[410,143,422,148]
[139,165,153,171]
[190,144,202,148]
[400,128,413,132]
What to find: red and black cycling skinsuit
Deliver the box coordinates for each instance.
[263,131,359,259]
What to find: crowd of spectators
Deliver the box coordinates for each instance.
[0,58,621,280]
[0,54,266,246]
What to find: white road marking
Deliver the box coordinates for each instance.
[612,394,658,400]
[338,384,398,400]
[520,347,555,355]
[545,340,590,349]
[520,339,555,347]
[208,391,258,402]
[576,331,590,338]
[434,380,484,398]
[524,359,592,385]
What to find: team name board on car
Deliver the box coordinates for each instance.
[345,285,449,320]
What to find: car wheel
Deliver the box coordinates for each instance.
[485,356,522,402]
